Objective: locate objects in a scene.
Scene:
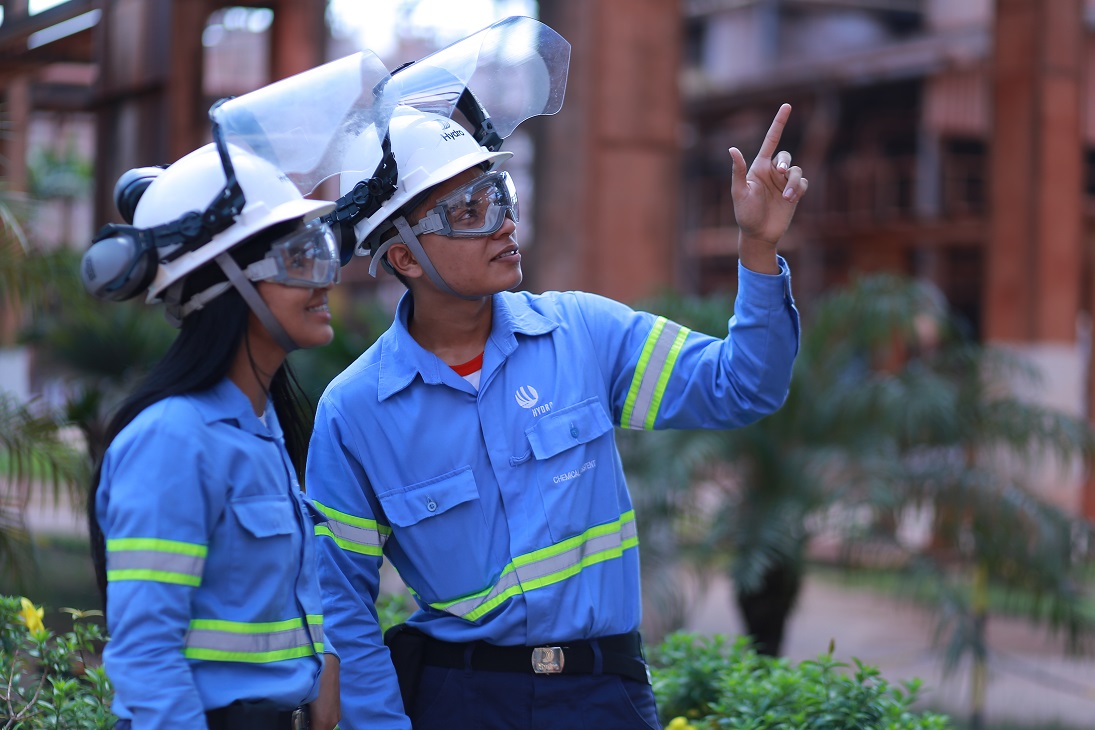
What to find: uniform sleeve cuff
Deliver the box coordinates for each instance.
[738,255,794,309]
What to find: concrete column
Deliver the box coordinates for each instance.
[985,0,1083,343]
[95,0,211,223]
[269,0,326,80]
[530,0,681,303]
[986,0,1091,517]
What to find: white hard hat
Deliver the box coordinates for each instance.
[139,143,335,302]
[340,106,512,274]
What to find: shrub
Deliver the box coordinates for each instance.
[650,632,952,730]
[0,596,113,729]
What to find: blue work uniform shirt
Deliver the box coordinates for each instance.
[96,377,333,730]
[308,260,800,730]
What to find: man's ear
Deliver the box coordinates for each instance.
[385,242,423,279]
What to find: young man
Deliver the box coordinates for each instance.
[307,103,806,729]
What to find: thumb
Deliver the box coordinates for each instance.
[729,147,748,198]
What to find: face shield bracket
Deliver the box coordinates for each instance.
[326,131,399,265]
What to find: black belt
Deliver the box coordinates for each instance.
[419,631,651,685]
[205,703,309,730]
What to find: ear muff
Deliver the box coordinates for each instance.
[81,225,159,301]
[80,166,166,301]
[114,166,166,224]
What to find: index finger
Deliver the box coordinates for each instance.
[757,103,792,161]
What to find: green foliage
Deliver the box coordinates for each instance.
[27,144,92,201]
[375,590,417,634]
[650,632,952,730]
[0,596,113,729]
[623,275,1095,666]
[288,298,393,407]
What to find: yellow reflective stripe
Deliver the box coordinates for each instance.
[312,501,392,534]
[189,617,308,633]
[621,318,668,428]
[313,501,390,556]
[621,318,691,430]
[644,325,689,430]
[184,615,322,664]
[314,524,383,556]
[106,538,207,587]
[464,534,639,622]
[185,645,317,663]
[107,569,201,587]
[426,511,639,621]
[107,538,208,557]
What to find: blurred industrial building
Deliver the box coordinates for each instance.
[2,0,1094,514]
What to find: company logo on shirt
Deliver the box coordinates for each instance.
[515,386,539,408]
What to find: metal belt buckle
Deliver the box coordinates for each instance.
[291,707,309,730]
[531,646,565,674]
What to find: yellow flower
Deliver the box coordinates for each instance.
[667,718,696,730]
[18,597,45,634]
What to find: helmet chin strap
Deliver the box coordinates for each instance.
[392,216,482,302]
[214,253,300,353]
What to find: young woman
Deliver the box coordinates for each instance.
[85,142,342,730]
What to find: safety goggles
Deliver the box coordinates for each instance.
[244,219,340,288]
[409,170,519,239]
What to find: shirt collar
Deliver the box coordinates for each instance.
[191,377,281,439]
[377,291,558,401]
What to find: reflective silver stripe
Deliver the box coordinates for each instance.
[429,514,639,621]
[183,617,323,663]
[107,550,204,578]
[624,319,689,430]
[307,619,324,646]
[324,518,388,552]
[186,626,312,655]
[312,501,390,557]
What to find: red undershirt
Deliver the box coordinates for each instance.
[451,352,484,389]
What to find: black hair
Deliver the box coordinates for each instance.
[87,227,313,610]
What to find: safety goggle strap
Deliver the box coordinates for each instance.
[215,252,299,353]
[391,216,479,302]
[244,257,280,281]
[409,211,446,237]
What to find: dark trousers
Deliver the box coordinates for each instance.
[408,666,661,730]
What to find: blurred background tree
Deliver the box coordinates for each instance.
[622,274,1095,729]
[0,192,86,588]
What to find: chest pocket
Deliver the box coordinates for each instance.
[526,397,613,459]
[377,467,490,602]
[233,494,296,537]
[225,494,300,609]
[525,398,616,543]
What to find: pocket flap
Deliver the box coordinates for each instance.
[378,467,480,527]
[231,495,296,537]
[526,397,613,460]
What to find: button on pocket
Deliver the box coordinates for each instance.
[526,398,612,460]
[378,468,479,528]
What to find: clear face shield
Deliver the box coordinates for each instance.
[329,16,570,261]
[245,219,340,288]
[210,50,396,197]
[410,170,518,238]
[386,15,571,138]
